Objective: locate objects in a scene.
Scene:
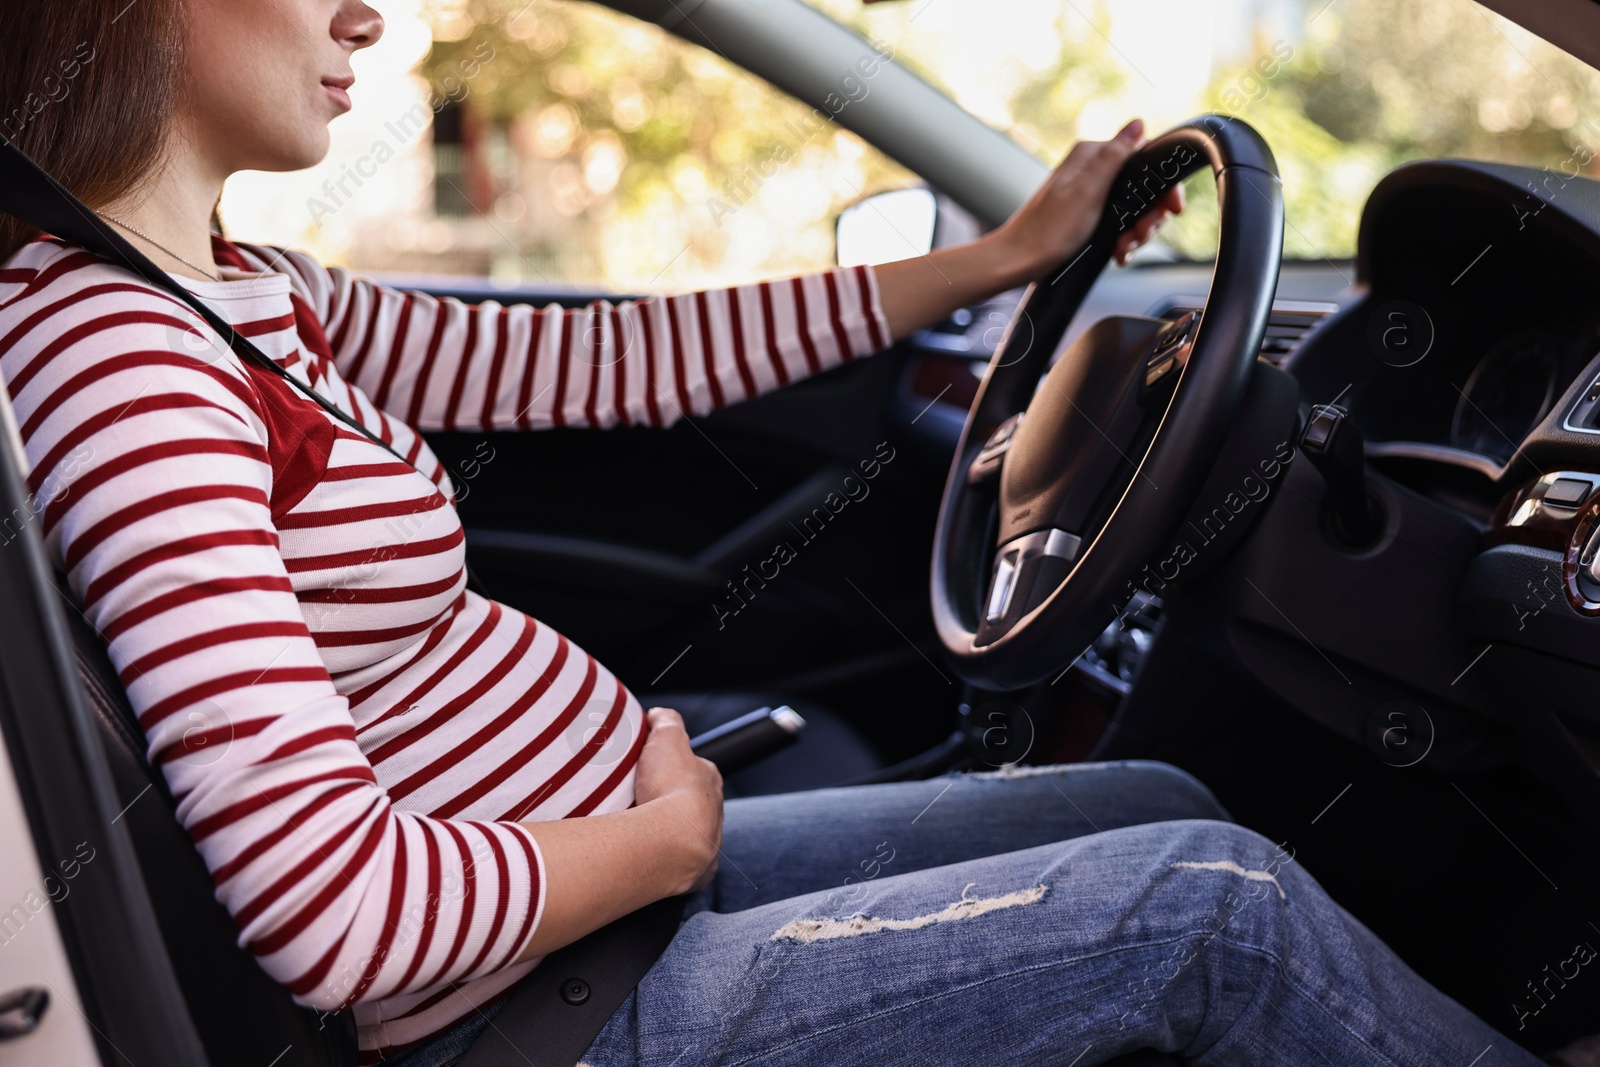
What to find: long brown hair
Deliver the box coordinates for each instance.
[0,0,186,263]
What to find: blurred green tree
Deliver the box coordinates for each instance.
[418,0,920,287]
[1164,0,1600,259]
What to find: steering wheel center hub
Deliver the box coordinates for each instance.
[997,315,1169,545]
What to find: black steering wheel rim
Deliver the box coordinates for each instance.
[931,115,1285,690]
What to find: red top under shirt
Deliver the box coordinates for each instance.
[0,234,889,1059]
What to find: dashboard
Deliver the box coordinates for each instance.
[1317,173,1600,480]
[892,157,1600,754]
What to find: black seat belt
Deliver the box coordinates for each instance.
[456,895,686,1067]
[0,134,687,1066]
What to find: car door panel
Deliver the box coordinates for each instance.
[415,290,949,711]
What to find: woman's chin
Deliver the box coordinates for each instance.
[245,130,333,175]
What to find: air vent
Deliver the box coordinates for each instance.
[1158,298,1337,365]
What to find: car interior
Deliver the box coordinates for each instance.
[2,0,1599,1064]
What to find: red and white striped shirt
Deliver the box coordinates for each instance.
[0,234,888,1058]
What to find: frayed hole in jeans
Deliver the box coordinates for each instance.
[768,884,1048,944]
[1170,860,1286,900]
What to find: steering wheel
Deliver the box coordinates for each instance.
[932,116,1284,690]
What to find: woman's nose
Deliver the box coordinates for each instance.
[334,1,385,50]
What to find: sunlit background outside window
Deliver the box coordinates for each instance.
[217,0,1600,290]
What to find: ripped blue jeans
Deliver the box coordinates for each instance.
[403,762,1540,1066]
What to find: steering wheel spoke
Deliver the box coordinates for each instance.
[982,527,1083,628]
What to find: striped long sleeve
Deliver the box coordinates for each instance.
[227,241,891,433]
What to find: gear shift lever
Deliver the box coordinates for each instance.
[1299,403,1382,546]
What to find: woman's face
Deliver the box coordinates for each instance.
[182,0,384,176]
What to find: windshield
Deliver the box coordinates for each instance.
[813,0,1600,261]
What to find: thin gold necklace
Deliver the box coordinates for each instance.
[98,213,222,282]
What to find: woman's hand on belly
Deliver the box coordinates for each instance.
[512,707,724,963]
[633,707,725,893]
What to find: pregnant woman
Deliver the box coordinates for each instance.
[0,1,1544,1064]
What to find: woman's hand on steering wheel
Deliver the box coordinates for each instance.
[993,118,1185,280]
[872,118,1183,340]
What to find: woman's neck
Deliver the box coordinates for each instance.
[99,143,228,283]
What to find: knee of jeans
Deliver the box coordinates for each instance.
[1118,760,1232,822]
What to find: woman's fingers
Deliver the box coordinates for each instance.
[1113,210,1165,264]
[1112,186,1186,264]
[1075,119,1147,193]
[1093,128,1184,265]
[646,706,686,734]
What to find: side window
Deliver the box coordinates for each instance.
[223,2,911,292]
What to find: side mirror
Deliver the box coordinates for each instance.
[835,187,938,267]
